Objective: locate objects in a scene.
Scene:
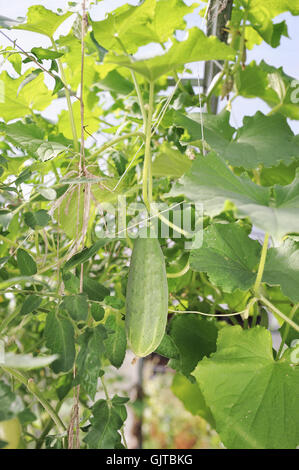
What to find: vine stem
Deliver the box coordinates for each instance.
[0,30,68,87]
[267,102,283,116]
[259,295,299,332]
[131,72,147,124]
[254,232,269,295]
[167,261,190,278]
[168,308,250,318]
[142,81,154,213]
[2,367,66,433]
[276,303,299,360]
[90,131,145,158]
[79,1,86,176]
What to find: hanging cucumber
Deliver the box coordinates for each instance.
[125,237,168,357]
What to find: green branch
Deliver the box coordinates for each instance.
[2,367,66,433]
[259,295,299,333]
[142,81,154,212]
[254,232,269,296]
[91,131,145,159]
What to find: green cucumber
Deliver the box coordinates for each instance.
[125,237,168,357]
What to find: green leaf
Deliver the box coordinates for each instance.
[91,304,105,322]
[56,187,84,239]
[91,0,199,54]
[31,47,64,60]
[83,399,124,449]
[61,294,88,322]
[7,52,22,75]
[24,210,50,229]
[168,314,218,375]
[190,223,261,292]
[3,353,57,370]
[105,28,235,81]
[83,277,110,302]
[193,326,299,449]
[222,112,299,169]
[0,276,46,290]
[0,382,23,421]
[104,296,125,310]
[14,5,72,37]
[36,187,57,200]
[0,121,67,161]
[17,70,42,95]
[164,110,299,169]
[104,314,126,368]
[237,60,299,120]
[169,152,299,240]
[44,311,75,373]
[17,408,37,426]
[62,272,80,294]
[0,71,54,121]
[20,294,42,315]
[263,238,299,303]
[163,108,235,155]
[55,373,73,401]
[152,143,192,178]
[76,325,107,399]
[17,249,37,276]
[154,334,180,359]
[191,224,299,302]
[63,239,109,271]
[94,70,134,95]
[57,100,101,140]
[0,15,23,29]
[171,373,215,426]
[245,0,299,46]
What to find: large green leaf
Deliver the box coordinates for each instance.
[152,143,192,178]
[236,61,299,120]
[163,108,235,155]
[191,223,299,303]
[105,28,235,81]
[193,326,299,449]
[243,0,299,46]
[91,0,199,55]
[163,110,299,169]
[222,112,299,168]
[263,238,299,303]
[44,311,75,373]
[0,71,54,121]
[168,314,218,375]
[169,152,299,240]
[171,373,215,426]
[1,122,68,161]
[14,5,72,37]
[190,223,260,292]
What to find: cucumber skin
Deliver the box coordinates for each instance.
[125,237,168,357]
